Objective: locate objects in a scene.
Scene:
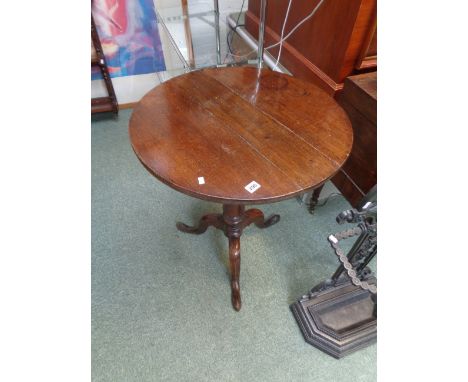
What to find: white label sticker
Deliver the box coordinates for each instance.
[198,177,205,185]
[363,202,372,210]
[245,181,261,193]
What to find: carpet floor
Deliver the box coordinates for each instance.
[92,109,376,382]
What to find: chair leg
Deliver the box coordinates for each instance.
[308,184,324,214]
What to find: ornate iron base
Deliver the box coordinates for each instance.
[290,276,377,358]
[177,204,280,311]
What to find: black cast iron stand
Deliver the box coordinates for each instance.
[291,186,377,358]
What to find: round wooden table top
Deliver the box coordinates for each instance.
[129,67,353,204]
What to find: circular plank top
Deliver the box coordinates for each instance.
[129,67,353,204]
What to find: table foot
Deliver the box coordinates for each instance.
[228,236,241,311]
[177,204,280,311]
[243,208,280,229]
[176,213,223,234]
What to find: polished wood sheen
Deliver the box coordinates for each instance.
[333,71,377,206]
[245,0,377,96]
[130,67,352,203]
[129,67,353,310]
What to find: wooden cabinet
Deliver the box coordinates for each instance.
[333,71,377,206]
[245,0,377,96]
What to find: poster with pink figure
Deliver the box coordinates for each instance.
[92,0,165,79]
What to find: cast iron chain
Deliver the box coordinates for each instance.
[328,227,377,294]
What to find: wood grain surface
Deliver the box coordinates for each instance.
[334,71,376,206]
[245,0,377,95]
[129,67,353,204]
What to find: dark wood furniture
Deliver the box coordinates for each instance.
[129,67,353,311]
[91,14,118,114]
[333,71,376,207]
[245,0,377,96]
[291,185,377,358]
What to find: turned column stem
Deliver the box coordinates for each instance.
[222,204,245,237]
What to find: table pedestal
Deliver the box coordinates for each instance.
[176,204,280,311]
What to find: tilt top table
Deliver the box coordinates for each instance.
[129,67,353,311]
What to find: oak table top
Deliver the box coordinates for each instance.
[129,67,353,311]
[129,67,353,204]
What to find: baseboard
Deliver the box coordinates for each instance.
[118,102,137,110]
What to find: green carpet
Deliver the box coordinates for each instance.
[92,109,376,382]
